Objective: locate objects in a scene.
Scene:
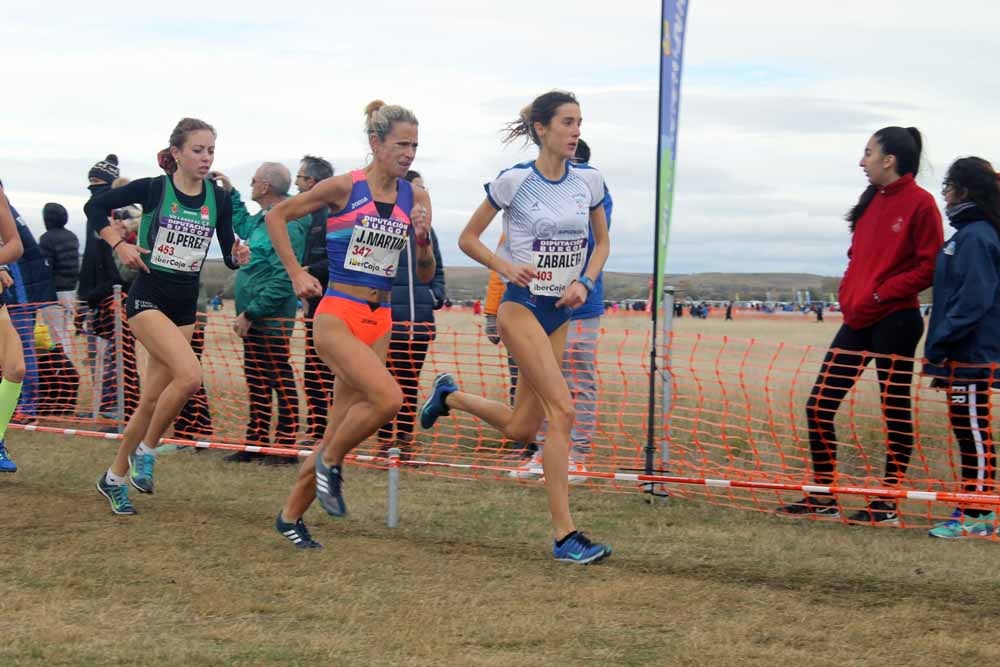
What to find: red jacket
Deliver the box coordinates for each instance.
[838,174,943,330]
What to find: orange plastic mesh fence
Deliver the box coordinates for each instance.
[12,298,998,533]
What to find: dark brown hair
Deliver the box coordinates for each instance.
[502,91,578,146]
[157,117,216,174]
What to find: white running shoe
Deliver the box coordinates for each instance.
[508,450,544,479]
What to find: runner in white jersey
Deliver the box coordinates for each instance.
[420,91,612,564]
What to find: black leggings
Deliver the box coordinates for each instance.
[806,308,924,486]
[243,327,299,448]
[947,381,997,494]
[303,315,334,440]
[378,327,433,442]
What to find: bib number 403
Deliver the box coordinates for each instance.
[535,270,553,282]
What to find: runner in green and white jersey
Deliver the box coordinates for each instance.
[86,117,249,515]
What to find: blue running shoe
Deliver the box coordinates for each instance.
[0,441,17,473]
[275,513,322,549]
[97,475,137,515]
[129,453,155,494]
[314,457,346,517]
[420,373,458,429]
[553,531,611,565]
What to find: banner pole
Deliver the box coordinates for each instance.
[646,0,690,490]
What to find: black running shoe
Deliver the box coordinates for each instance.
[846,500,899,525]
[275,513,322,549]
[775,495,840,519]
[261,454,300,466]
[224,450,264,463]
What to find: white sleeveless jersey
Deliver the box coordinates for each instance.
[485,161,606,297]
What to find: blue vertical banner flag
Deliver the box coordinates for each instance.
[646,0,690,482]
[654,0,690,300]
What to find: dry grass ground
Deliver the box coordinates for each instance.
[4,310,998,666]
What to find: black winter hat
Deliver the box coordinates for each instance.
[88,154,120,184]
[43,202,69,229]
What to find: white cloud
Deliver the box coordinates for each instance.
[1,1,993,277]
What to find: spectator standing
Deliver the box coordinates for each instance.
[924,157,1000,538]
[777,126,943,524]
[377,170,446,460]
[295,155,335,446]
[78,154,139,421]
[218,163,312,464]
[38,202,79,357]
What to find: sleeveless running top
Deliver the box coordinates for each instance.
[484,161,606,297]
[326,169,415,291]
[138,175,218,275]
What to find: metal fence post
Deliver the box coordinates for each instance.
[113,284,125,433]
[387,446,401,528]
[657,286,676,500]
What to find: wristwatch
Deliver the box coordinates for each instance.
[577,275,596,293]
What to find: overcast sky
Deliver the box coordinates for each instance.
[2,0,998,276]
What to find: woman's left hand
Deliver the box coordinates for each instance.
[232,313,252,338]
[555,280,588,309]
[0,269,12,289]
[232,239,251,266]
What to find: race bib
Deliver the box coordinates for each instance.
[150,214,212,272]
[343,214,408,278]
[530,238,586,296]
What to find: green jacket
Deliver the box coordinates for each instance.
[231,189,311,335]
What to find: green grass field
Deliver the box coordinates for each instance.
[3,311,999,666]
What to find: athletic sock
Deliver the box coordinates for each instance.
[135,442,155,457]
[0,378,23,440]
[555,530,579,547]
[105,469,127,486]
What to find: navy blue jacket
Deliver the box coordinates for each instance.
[3,204,57,306]
[389,228,445,340]
[572,186,613,321]
[923,207,1000,383]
